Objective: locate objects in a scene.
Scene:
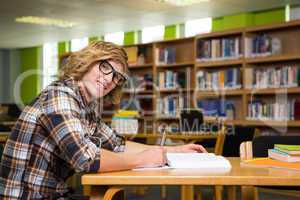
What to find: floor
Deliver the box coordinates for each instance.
[124,186,300,200]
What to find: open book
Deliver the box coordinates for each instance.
[166,153,232,169]
[133,153,231,171]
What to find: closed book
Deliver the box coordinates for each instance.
[274,147,300,156]
[275,144,300,151]
[124,46,138,65]
[268,149,300,163]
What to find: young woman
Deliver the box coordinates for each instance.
[0,41,206,199]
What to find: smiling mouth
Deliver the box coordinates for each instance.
[97,80,107,90]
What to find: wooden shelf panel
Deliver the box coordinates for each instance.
[204,118,244,125]
[128,63,153,69]
[122,90,153,94]
[154,36,194,44]
[196,89,244,96]
[196,59,243,67]
[196,29,243,39]
[245,20,300,33]
[243,120,300,127]
[157,88,194,93]
[156,62,194,68]
[244,87,300,94]
[155,116,180,120]
[245,55,300,64]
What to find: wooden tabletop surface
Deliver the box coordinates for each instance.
[82,157,300,186]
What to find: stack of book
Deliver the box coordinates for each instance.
[247,99,300,121]
[111,110,139,135]
[196,68,241,90]
[155,47,176,65]
[196,37,242,61]
[268,144,300,162]
[158,70,186,89]
[245,66,300,89]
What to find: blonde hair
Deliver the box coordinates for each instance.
[59,41,129,104]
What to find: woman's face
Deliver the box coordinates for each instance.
[80,60,125,102]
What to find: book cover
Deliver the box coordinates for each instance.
[268,149,300,162]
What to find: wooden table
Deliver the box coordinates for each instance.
[82,157,300,200]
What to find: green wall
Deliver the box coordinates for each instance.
[89,36,99,44]
[253,8,285,26]
[20,47,42,104]
[58,41,70,57]
[212,7,285,31]
[164,24,177,40]
[124,31,136,45]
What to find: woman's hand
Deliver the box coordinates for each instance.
[167,144,207,153]
[135,147,167,168]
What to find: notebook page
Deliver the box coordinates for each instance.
[166,153,232,169]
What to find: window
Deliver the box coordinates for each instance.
[70,37,88,52]
[141,25,164,43]
[42,42,58,89]
[104,32,124,45]
[185,18,212,37]
[290,6,300,21]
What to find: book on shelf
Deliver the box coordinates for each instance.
[196,36,242,62]
[244,34,282,58]
[124,46,138,65]
[247,99,300,121]
[137,46,147,65]
[196,68,241,91]
[245,65,300,89]
[124,74,153,91]
[197,98,239,120]
[156,96,186,117]
[124,46,148,66]
[155,47,176,65]
[158,70,186,89]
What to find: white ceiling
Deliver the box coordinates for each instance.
[0,0,299,48]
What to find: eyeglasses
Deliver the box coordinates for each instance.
[98,60,127,86]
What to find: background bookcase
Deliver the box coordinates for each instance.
[117,19,300,134]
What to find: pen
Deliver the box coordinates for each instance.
[160,128,167,146]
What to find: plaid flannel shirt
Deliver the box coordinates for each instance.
[0,78,125,199]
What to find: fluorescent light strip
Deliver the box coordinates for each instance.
[15,16,76,28]
[156,0,210,6]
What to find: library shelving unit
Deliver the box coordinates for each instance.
[123,43,155,133]
[118,19,300,135]
[195,29,245,125]
[195,19,300,128]
[243,20,300,128]
[153,37,195,133]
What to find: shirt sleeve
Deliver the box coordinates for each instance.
[39,89,101,173]
[93,118,126,152]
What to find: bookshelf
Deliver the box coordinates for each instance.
[153,37,195,133]
[116,19,300,135]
